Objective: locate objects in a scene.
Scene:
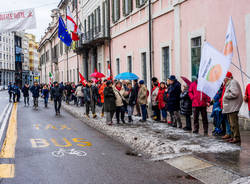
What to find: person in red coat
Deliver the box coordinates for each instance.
[189,80,211,135]
[156,82,167,122]
[244,83,250,117]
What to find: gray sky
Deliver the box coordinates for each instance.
[0,0,60,42]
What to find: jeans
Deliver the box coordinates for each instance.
[170,111,182,127]
[193,107,208,133]
[86,102,96,115]
[161,109,167,119]
[185,115,192,129]
[12,94,16,103]
[140,104,147,121]
[9,92,12,102]
[127,105,134,117]
[136,102,141,116]
[106,111,115,123]
[24,96,29,105]
[54,98,62,113]
[116,106,125,123]
[33,97,38,107]
[77,97,84,106]
[44,97,48,106]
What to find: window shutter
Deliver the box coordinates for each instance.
[112,0,115,23]
[136,0,139,8]
[122,0,126,16]
[116,0,120,21]
[129,0,133,13]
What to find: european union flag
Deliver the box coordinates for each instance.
[58,16,72,47]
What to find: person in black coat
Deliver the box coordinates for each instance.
[133,79,141,116]
[165,75,182,128]
[84,80,98,118]
[22,83,30,106]
[65,82,72,104]
[126,82,137,122]
[30,82,40,108]
[8,82,13,102]
[51,81,64,115]
[180,84,192,131]
[104,81,116,125]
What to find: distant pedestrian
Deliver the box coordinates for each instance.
[113,81,126,124]
[222,72,243,143]
[165,75,182,128]
[180,84,192,131]
[157,82,167,122]
[189,79,210,135]
[51,81,64,115]
[138,80,148,122]
[126,82,137,123]
[244,83,250,117]
[104,81,116,125]
[22,83,30,106]
[30,82,40,109]
[8,82,13,102]
[65,82,72,104]
[75,83,84,106]
[42,85,49,108]
[99,80,107,117]
[84,80,98,118]
[151,82,160,121]
[133,79,141,117]
[12,83,19,103]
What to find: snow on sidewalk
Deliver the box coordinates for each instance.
[62,103,241,160]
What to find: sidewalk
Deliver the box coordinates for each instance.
[62,102,249,184]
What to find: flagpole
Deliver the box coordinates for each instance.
[66,7,69,82]
[76,1,79,83]
[231,62,250,79]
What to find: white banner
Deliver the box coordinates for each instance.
[0,8,36,33]
[197,42,231,99]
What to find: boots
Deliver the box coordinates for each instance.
[128,116,133,123]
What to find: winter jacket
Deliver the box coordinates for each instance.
[134,82,139,100]
[65,85,72,96]
[156,88,166,109]
[12,85,19,95]
[180,90,192,115]
[245,83,250,111]
[84,85,98,103]
[42,89,50,98]
[138,85,148,105]
[51,86,64,100]
[128,87,137,106]
[75,85,84,97]
[113,87,126,107]
[211,87,223,117]
[30,85,40,98]
[98,83,106,103]
[188,81,211,107]
[151,87,159,106]
[22,86,30,97]
[104,86,116,112]
[166,80,181,112]
[222,79,243,114]
[8,85,13,94]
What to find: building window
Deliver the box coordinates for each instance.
[127,56,132,73]
[112,0,120,23]
[60,42,63,56]
[162,47,170,81]
[141,52,147,85]
[191,36,201,81]
[136,0,147,8]
[116,58,120,74]
[98,63,101,73]
[123,0,133,16]
[73,69,76,83]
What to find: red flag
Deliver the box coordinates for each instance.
[107,64,113,80]
[79,72,86,86]
[67,7,80,41]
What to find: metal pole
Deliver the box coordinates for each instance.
[231,62,250,79]
[67,48,69,82]
[148,0,152,92]
[76,0,79,83]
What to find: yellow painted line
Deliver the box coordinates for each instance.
[0,103,18,158]
[0,164,15,178]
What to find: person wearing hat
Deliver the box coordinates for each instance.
[222,72,243,143]
[165,75,182,128]
[51,81,64,115]
[104,81,116,125]
[138,80,148,122]
[84,80,98,118]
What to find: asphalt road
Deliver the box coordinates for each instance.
[0,94,202,184]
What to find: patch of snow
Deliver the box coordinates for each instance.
[230,177,250,184]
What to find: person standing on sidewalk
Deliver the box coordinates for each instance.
[84,80,98,118]
[65,82,72,104]
[75,83,84,107]
[42,85,49,108]
[104,81,116,125]
[30,82,40,109]
[244,83,250,117]
[99,79,107,117]
[133,79,141,117]
[12,83,19,103]
[152,82,160,121]
[189,79,211,135]
[157,82,167,122]
[113,81,126,124]
[222,72,243,143]
[22,83,30,106]
[126,82,137,123]
[138,80,148,122]
[8,82,13,102]
[51,81,64,116]
[165,75,182,128]
[180,84,192,131]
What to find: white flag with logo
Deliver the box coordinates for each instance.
[197,42,231,99]
[0,9,37,33]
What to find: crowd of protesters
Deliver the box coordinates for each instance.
[6,71,250,144]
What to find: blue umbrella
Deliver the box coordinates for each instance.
[115,72,139,80]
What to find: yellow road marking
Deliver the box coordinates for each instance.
[0,103,18,158]
[0,164,15,178]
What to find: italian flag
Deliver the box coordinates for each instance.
[49,72,53,86]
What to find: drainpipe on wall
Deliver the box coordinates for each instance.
[148,0,153,92]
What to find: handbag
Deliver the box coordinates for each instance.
[118,91,127,106]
